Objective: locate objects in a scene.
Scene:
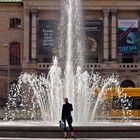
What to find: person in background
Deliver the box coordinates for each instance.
[61,97,76,139]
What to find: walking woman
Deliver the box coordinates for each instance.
[61,98,76,139]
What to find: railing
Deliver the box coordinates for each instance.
[37,63,101,70]
[37,63,140,70]
[37,63,52,69]
[84,63,101,69]
[119,63,138,69]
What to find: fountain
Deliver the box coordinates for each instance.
[4,57,122,123]
[4,0,125,124]
[1,0,140,138]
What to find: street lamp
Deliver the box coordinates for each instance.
[4,43,10,97]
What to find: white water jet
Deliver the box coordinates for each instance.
[60,0,84,103]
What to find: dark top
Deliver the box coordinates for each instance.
[61,102,73,120]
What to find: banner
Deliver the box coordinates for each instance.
[38,20,58,56]
[118,20,138,55]
[83,20,103,62]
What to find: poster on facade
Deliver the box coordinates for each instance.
[118,20,138,55]
[83,20,103,62]
[38,20,58,56]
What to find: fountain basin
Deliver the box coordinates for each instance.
[0,121,140,138]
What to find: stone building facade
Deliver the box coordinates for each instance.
[0,0,140,103]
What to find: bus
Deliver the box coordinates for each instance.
[107,88,140,119]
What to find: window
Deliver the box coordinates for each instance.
[120,80,135,88]
[0,98,7,108]
[10,18,21,28]
[122,57,134,63]
[112,96,140,110]
[85,57,98,63]
[10,42,21,65]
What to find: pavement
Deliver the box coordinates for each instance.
[0,138,140,140]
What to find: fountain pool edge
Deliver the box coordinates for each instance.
[0,125,140,138]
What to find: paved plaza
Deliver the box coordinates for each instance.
[0,138,140,140]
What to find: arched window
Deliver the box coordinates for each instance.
[10,18,21,28]
[10,42,21,65]
[120,80,136,88]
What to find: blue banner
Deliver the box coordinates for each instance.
[118,20,138,55]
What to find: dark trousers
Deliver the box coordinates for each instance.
[63,115,73,132]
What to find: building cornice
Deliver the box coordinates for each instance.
[23,0,140,11]
[0,2,22,7]
[0,0,22,2]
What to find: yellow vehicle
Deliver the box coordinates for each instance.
[106,88,140,118]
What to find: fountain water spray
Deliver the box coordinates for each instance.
[4,56,130,125]
[4,0,132,125]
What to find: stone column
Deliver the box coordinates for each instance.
[31,9,38,62]
[103,9,110,61]
[138,10,140,62]
[111,9,117,60]
[23,9,30,64]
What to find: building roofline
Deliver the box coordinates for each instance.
[0,0,22,2]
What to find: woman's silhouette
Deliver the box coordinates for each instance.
[61,97,76,139]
